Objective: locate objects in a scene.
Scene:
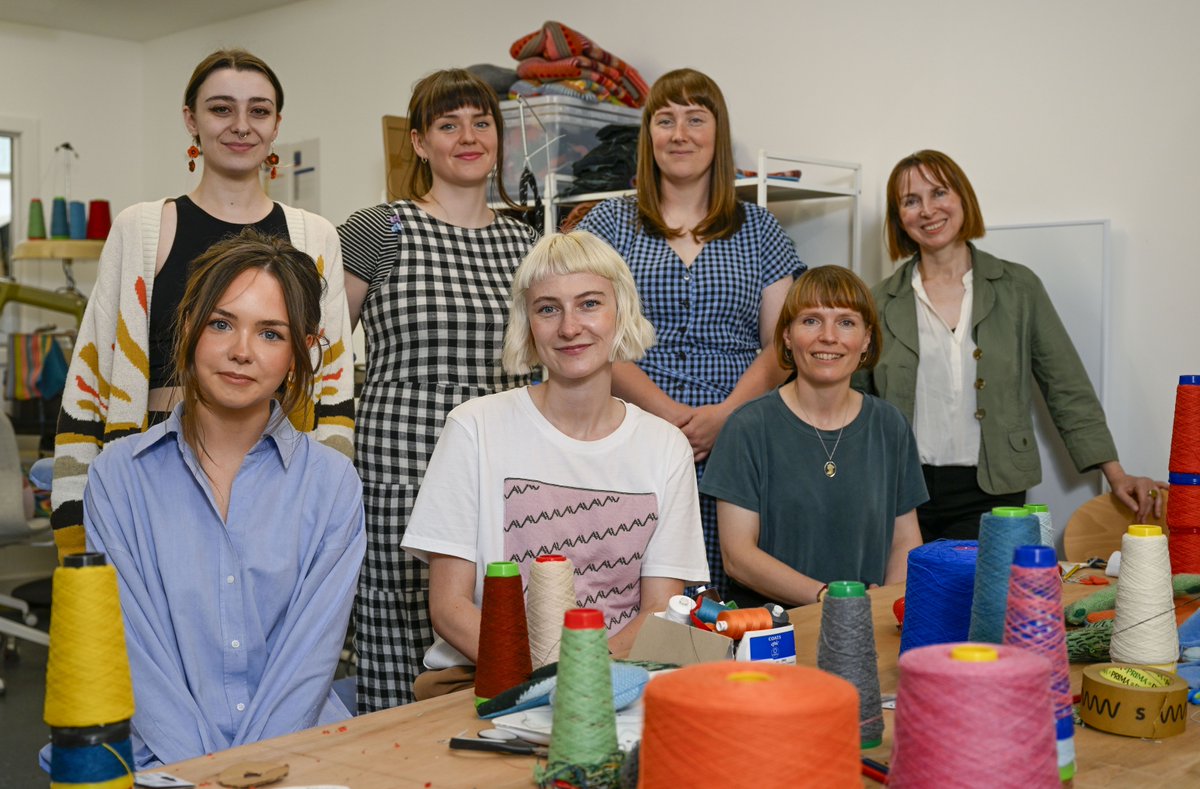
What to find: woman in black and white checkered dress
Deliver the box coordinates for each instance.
[338,69,535,711]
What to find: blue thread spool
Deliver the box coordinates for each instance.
[50,197,70,239]
[68,201,87,239]
[694,597,728,624]
[969,507,1040,644]
[899,539,979,654]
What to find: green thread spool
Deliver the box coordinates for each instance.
[534,608,623,788]
[28,198,47,239]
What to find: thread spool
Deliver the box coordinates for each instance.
[44,552,135,789]
[890,643,1058,788]
[969,507,1040,643]
[86,199,112,240]
[639,662,860,788]
[663,594,696,625]
[1003,545,1075,781]
[534,609,622,788]
[1167,472,1200,574]
[68,201,87,240]
[50,196,70,239]
[1025,503,1054,549]
[28,198,47,239]
[714,607,774,639]
[527,554,577,669]
[817,581,883,749]
[1110,526,1179,668]
[900,539,978,653]
[693,596,728,624]
[1169,376,1200,473]
[475,561,532,705]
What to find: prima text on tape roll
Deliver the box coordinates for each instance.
[1079,663,1189,738]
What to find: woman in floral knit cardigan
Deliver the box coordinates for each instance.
[52,49,354,559]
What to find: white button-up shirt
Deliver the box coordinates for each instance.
[911,266,980,466]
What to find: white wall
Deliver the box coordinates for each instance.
[0,22,143,229]
[2,0,1194,483]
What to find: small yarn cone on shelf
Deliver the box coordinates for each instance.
[534,608,622,788]
[28,198,46,239]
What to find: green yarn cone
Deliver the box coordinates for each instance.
[534,609,623,788]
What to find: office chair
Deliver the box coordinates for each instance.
[0,409,52,695]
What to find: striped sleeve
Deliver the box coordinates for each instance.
[338,203,399,295]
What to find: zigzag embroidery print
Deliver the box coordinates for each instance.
[504,477,659,632]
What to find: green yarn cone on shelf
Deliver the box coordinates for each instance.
[534,608,623,788]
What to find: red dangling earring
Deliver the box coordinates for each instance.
[187,145,200,173]
[266,151,280,180]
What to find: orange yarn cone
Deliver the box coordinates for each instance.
[639,662,860,788]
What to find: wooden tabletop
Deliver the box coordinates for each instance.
[161,577,1200,788]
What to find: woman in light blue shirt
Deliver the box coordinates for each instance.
[82,229,365,768]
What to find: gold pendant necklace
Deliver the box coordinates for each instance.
[794,386,850,479]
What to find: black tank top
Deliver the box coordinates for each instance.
[147,195,288,388]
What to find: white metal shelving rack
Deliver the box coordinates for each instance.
[520,149,863,273]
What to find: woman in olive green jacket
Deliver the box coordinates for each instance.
[858,149,1163,542]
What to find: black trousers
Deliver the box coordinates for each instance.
[917,465,1025,543]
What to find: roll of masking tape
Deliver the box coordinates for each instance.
[1079,663,1189,738]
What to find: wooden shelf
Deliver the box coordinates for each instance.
[12,240,104,261]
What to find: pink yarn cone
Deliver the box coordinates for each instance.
[890,643,1058,788]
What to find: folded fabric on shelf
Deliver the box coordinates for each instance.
[509,20,648,107]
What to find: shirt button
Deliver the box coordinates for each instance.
[973,348,983,360]
[974,408,986,420]
[974,378,985,390]
[677,351,687,361]
[226,575,235,584]
[683,273,692,282]
[231,640,241,649]
[680,298,689,308]
[236,703,245,712]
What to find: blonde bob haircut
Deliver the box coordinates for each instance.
[502,231,655,376]
[636,68,742,242]
[774,265,883,372]
[885,149,985,261]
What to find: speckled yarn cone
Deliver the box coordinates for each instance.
[534,608,622,788]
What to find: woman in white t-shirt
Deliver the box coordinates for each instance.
[401,231,709,698]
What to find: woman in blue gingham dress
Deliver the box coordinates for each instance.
[577,69,803,597]
[339,70,534,711]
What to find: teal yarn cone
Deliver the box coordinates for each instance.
[534,608,623,788]
[969,507,1041,643]
[50,197,70,239]
[817,581,884,749]
[68,201,87,239]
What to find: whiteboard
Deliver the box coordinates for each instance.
[979,220,1110,553]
